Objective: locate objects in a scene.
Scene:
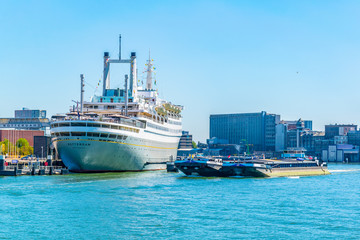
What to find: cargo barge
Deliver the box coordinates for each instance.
[175,157,330,177]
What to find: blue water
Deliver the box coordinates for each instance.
[0,164,360,239]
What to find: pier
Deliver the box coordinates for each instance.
[0,156,69,176]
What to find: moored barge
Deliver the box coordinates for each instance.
[175,157,330,177]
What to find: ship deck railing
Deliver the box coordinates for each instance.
[51,116,146,129]
[52,111,181,128]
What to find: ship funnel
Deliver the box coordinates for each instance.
[130,52,137,98]
[103,52,110,96]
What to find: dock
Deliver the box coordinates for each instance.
[0,156,69,176]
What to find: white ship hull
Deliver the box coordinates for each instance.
[51,120,181,172]
[53,138,178,172]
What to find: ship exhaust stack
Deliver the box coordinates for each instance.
[80,74,84,113]
[130,52,137,98]
[103,52,110,96]
[124,74,128,116]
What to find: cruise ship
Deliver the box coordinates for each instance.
[50,39,182,172]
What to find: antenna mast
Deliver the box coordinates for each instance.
[146,49,153,90]
[119,34,122,60]
[80,74,84,113]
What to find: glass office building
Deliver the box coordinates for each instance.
[210,111,280,151]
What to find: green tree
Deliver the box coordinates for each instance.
[22,145,33,156]
[0,142,5,154]
[192,141,197,149]
[0,139,14,155]
[16,138,33,156]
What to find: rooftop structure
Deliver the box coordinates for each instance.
[15,108,46,119]
[325,124,357,139]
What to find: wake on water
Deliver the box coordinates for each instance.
[329,169,360,173]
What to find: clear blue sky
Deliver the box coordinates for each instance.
[1,0,360,142]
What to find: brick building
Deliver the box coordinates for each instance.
[0,130,44,146]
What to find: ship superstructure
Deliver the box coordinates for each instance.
[50,38,182,172]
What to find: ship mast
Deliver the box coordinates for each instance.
[146,49,153,90]
[80,74,84,113]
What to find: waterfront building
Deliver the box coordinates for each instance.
[285,129,325,156]
[264,114,278,151]
[280,119,312,131]
[302,131,325,157]
[314,138,334,159]
[177,131,195,157]
[325,124,357,139]
[334,136,348,144]
[347,130,360,146]
[204,137,241,156]
[283,119,305,149]
[34,136,51,158]
[275,117,325,158]
[0,108,50,131]
[276,118,327,157]
[178,131,193,149]
[275,123,287,152]
[197,142,208,149]
[322,144,359,162]
[209,111,280,151]
[0,129,44,146]
[304,120,313,130]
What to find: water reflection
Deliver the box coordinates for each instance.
[53,171,152,184]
